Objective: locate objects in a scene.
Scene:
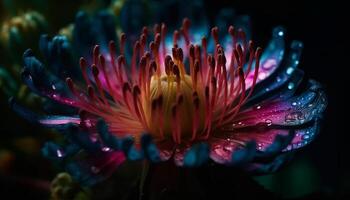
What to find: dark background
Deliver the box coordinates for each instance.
[0,0,344,199]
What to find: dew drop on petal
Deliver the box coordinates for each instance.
[265,119,272,126]
[278,31,284,36]
[286,67,294,75]
[303,134,310,140]
[285,111,304,123]
[288,82,295,90]
[224,145,233,152]
[56,149,64,158]
[102,147,110,152]
[258,72,267,80]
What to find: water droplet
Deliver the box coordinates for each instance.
[303,135,310,140]
[102,147,110,152]
[258,72,267,80]
[285,111,304,123]
[286,67,294,75]
[265,119,272,126]
[56,149,63,158]
[288,82,295,90]
[224,145,233,152]
[91,166,100,173]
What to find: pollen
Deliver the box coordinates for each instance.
[146,73,205,142]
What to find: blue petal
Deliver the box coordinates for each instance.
[96,119,121,150]
[39,35,78,79]
[65,125,102,153]
[141,134,161,162]
[22,49,71,98]
[120,136,142,160]
[231,141,256,165]
[183,143,210,167]
[257,130,295,157]
[246,40,304,107]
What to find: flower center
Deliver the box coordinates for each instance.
[145,74,205,142]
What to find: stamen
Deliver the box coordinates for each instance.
[191,93,200,141]
[120,33,126,55]
[93,45,100,65]
[91,64,109,107]
[161,23,167,58]
[211,27,219,46]
[182,18,191,45]
[172,64,181,93]
[79,57,91,85]
[131,40,140,82]
[173,30,180,46]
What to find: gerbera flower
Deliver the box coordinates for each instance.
[11,13,327,185]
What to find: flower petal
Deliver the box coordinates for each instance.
[232,80,327,128]
[9,97,81,130]
[245,40,304,106]
[244,26,285,89]
[183,143,210,167]
[39,35,78,79]
[22,49,80,107]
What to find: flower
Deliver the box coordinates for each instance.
[11,13,327,185]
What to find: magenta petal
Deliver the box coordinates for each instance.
[39,116,81,125]
[232,81,326,128]
[173,144,192,166]
[209,137,241,164]
[154,140,174,162]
